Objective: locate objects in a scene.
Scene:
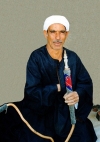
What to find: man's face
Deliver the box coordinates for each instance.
[44,23,69,50]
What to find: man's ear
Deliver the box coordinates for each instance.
[65,31,69,39]
[43,30,48,38]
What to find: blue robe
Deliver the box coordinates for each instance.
[0,45,97,142]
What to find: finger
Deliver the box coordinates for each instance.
[63,92,79,103]
[65,95,77,101]
[64,92,77,99]
[63,93,68,99]
[65,100,75,103]
[65,98,79,104]
[67,102,75,106]
[63,94,72,100]
[65,100,75,106]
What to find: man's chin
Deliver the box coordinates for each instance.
[52,46,63,50]
[51,43,62,49]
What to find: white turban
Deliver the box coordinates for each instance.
[43,15,70,31]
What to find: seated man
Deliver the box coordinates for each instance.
[0,15,97,142]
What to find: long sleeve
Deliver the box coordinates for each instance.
[73,54,93,121]
[24,50,59,114]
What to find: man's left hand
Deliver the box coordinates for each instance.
[63,91,79,106]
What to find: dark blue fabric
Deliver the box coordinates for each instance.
[0,45,97,142]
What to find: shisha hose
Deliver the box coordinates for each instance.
[64,50,76,142]
[0,50,76,142]
[0,101,75,142]
[0,103,54,142]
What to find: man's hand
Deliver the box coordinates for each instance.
[63,91,79,105]
[57,84,61,92]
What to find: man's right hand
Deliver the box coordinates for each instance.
[57,84,61,92]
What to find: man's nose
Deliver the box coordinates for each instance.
[55,32,60,39]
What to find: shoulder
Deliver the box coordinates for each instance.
[31,45,46,57]
[64,47,81,62]
[28,45,46,61]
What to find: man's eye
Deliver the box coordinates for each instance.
[50,31,55,33]
[61,31,66,33]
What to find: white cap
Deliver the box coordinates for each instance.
[43,15,70,31]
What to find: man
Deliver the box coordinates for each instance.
[23,15,97,141]
[0,15,97,142]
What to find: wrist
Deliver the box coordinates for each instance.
[57,84,61,92]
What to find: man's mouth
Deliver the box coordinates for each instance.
[53,41,62,45]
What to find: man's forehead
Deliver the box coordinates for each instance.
[48,23,66,31]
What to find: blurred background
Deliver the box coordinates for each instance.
[0,0,100,105]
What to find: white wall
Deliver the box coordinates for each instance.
[0,0,100,104]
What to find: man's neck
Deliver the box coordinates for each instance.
[46,46,63,61]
